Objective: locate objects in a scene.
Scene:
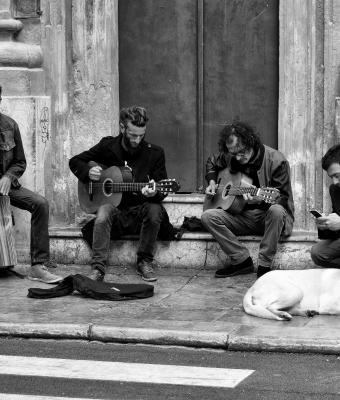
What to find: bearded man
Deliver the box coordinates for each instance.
[69,106,170,282]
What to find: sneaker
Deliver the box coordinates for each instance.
[137,260,157,282]
[28,264,63,284]
[257,265,271,279]
[88,268,105,282]
[215,256,254,278]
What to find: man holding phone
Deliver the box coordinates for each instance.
[311,144,340,268]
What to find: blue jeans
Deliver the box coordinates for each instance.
[91,202,165,272]
[9,186,50,265]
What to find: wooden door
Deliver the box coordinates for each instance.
[118,0,279,192]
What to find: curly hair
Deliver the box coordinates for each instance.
[218,121,262,153]
[120,106,149,128]
[322,144,340,171]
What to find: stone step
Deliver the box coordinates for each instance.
[162,193,205,225]
[16,194,318,270]
[41,226,317,271]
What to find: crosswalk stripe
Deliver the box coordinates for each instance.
[0,395,100,400]
[0,355,254,388]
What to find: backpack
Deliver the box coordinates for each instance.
[175,216,206,240]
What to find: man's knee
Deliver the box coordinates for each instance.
[33,194,49,214]
[201,209,222,227]
[96,203,118,223]
[310,242,328,266]
[267,204,286,221]
[310,244,320,264]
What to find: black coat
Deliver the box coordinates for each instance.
[69,134,168,207]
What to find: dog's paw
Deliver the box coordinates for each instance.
[306,310,319,318]
[276,311,292,321]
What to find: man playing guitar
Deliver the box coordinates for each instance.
[201,121,295,278]
[69,106,173,282]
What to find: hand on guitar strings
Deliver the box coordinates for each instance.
[0,175,11,196]
[141,179,157,198]
[205,180,218,197]
[89,165,103,181]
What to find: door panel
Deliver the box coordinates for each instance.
[118,0,198,192]
[118,0,278,192]
[203,0,279,161]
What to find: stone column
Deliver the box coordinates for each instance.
[278,0,325,231]
[322,0,340,209]
[39,0,119,227]
[68,0,120,225]
[0,0,51,261]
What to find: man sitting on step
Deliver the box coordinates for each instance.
[69,106,173,282]
[311,144,340,267]
[201,121,295,278]
[0,86,62,284]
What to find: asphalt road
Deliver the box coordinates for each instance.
[0,338,339,399]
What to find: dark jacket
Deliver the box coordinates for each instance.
[0,113,26,187]
[318,184,340,239]
[69,134,168,207]
[205,145,295,236]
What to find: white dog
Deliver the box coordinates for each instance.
[243,269,340,320]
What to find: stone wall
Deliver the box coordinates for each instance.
[0,0,119,259]
[279,0,340,230]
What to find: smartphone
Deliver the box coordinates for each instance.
[310,209,323,218]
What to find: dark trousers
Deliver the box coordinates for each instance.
[9,186,50,265]
[201,204,287,268]
[91,202,165,272]
[311,238,340,268]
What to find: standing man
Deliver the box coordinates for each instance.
[311,144,340,267]
[69,106,170,282]
[0,86,62,283]
[201,121,294,278]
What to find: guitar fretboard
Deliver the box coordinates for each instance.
[106,182,155,192]
[226,187,258,196]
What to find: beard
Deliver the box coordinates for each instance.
[121,133,144,157]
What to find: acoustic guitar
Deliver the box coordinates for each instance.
[203,167,280,214]
[78,165,180,213]
[0,195,17,267]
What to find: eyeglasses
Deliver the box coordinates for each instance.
[227,146,248,157]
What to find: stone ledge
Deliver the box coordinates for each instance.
[48,226,318,243]
[163,193,205,203]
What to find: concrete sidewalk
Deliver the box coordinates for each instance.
[1,264,340,354]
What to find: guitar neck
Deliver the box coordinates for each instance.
[227,186,258,196]
[110,182,154,192]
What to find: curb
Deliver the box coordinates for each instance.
[0,323,340,354]
[0,323,228,349]
[228,334,340,354]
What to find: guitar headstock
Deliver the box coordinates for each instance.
[258,187,280,204]
[157,179,180,194]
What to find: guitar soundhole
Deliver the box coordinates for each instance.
[222,184,231,198]
[103,178,113,197]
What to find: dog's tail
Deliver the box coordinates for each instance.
[243,290,291,321]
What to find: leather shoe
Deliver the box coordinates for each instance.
[88,268,105,282]
[215,257,254,278]
[257,265,271,279]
